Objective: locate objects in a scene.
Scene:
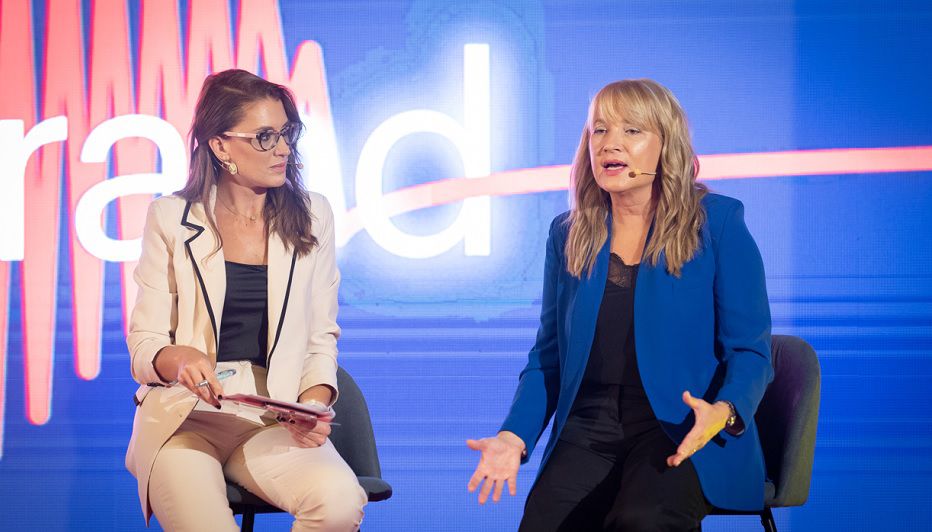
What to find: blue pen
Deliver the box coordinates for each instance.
[204,368,236,407]
[165,368,237,388]
[216,368,236,381]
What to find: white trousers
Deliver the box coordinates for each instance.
[148,409,367,531]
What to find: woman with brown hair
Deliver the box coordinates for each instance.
[468,79,773,530]
[126,69,366,530]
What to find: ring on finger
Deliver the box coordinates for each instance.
[195,379,210,387]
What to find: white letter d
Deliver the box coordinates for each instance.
[354,44,491,258]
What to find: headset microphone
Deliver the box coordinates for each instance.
[627,167,657,178]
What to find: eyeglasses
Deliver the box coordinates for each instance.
[222,122,303,152]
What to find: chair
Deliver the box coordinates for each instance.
[227,366,393,531]
[706,335,821,532]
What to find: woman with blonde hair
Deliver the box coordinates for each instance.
[125,69,366,530]
[468,79,773,531]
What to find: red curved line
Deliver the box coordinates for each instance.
[697,146,932,179]
[338,146,932,242]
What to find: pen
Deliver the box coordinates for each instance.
[166,368,237,387]
[216,368,236,381]
[206,368,236,404]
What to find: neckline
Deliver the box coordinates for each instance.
[225,260,268,269]
[610,252,640,267]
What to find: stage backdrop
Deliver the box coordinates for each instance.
[1,0,931,530]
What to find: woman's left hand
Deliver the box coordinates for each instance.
[279,413,333,448]
[666,391,731,467]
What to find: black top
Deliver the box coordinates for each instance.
[217,261,269,368]
[581,253,640,386]
[559,253,658,453]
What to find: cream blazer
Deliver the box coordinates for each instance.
[125,187,341,522]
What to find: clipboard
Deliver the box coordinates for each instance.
[221,393,336,426]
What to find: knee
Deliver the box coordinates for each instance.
[610,504,699,532]
[293,465,367,529]
[612,504,656,531]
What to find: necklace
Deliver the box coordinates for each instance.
[218,196,261,223]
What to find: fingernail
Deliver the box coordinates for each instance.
[217,395,223,401]
[215,404,221,410]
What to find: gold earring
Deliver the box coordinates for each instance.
[225,160,238,175]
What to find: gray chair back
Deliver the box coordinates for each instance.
[755,335,821,507]
[331,367,391,500]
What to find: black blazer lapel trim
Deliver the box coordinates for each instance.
[267,250,297,364]
[181,201,219,350]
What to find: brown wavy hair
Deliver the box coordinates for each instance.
[565,79,707,278]
[177,69,317,257]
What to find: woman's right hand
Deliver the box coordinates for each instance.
[154,346,223,408]
[466,431,525,504]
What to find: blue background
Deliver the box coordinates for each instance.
[2,0,931,530]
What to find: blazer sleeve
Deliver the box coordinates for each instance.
[126,200,177,386]
[500,216,563,460]
[298,195,342,404]
[712,200,774,432]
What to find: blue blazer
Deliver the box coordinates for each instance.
[501,193,773,511]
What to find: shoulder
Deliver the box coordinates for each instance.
[306,190,334,224]
[701,192,743,217]
[137,195,193,252]
[548,211,571,242]
[149,194,188,213]
[144,194,190,229]
[701,192,745,236]
[152,194,188,211]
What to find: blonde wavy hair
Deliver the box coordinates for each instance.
[565,79,707,278]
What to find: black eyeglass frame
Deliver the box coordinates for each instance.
[222,122,303,152]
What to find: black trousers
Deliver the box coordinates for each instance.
[519,424,711,532]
